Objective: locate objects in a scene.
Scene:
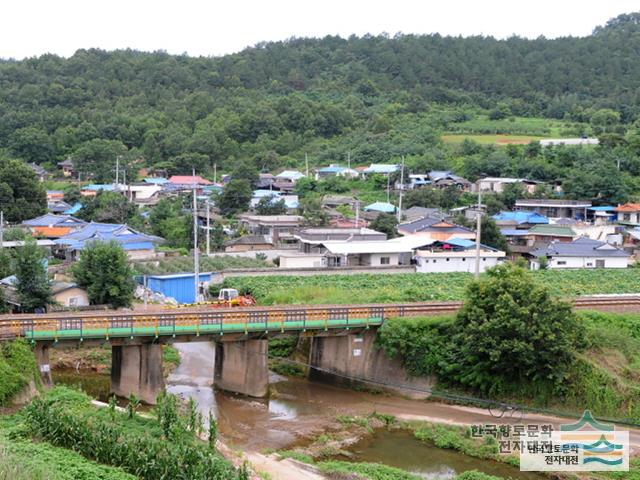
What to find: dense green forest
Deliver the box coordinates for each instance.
[0,12,639,202]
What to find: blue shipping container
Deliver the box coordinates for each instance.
[143,272,213,304]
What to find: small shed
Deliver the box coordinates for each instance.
[143,272,213,304]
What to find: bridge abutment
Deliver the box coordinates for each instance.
[309,329,434,398]
[214,339,269,397]
[111,343,164,404]
[34,343,52,387]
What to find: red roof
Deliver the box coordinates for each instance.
[615,203,640,213]
[168,175,212,185]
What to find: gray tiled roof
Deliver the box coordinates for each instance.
[530,237,629,258]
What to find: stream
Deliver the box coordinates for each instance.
[53,341,544,479]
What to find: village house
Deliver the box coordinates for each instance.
[123,183,163,206]
[22,214,87,238]
[315,165,360,180]
[0,277,89,311]
[273,170,305,193]
[493,211,549,230]
[514,199,592,220]
[29,163,49,182]
[58,158,75,178]
[278,227,387,268]
[414,238,505,273]
[54,223,161,260]
[427,171,472,191]
[615,203,640,226]
[529,237,630,269]
[475,177,541,194]
[237,214,303,247]
[256,173,276,189]
[362,164,399,176]
[397,216,475,242]
[224,235,274,253]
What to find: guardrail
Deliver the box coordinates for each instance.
[0,296,638,343]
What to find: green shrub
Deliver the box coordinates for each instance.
[317,460,420,480]
[455,471,503,480]
[23,387,243,480]
[0,339,40,406]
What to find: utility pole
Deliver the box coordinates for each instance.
[355,200,360,229]
[386,174,390,203]
[206,199,211,256]
[305,153,309,177]
[192,168,200,303]
[214,163,217,184]
[115,156,120,185]
[397,156,405,222]
[347,151,351,169]
[0,211,4,248]
[474,189,482,279]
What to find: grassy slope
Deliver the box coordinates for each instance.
[224,269,640,305]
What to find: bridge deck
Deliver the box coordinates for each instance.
[0,296,638,343]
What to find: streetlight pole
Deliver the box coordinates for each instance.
[474,189,482,279]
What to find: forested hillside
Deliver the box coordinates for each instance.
[0,12,640,197]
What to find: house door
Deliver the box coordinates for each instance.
[595,259,605,268]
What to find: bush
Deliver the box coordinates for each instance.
[23,387,245,480]
[0,339,39,406]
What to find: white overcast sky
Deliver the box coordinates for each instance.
[1,0,637,59]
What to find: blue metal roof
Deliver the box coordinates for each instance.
[83,184,116,191]
[443,238,476,248]
[364,201,396,213]
[23,214,86,227]
[54,223,160,251]
[318,166,347,173]
[364,164,399,174]
[588,206,615,211]
[144,177,168,184]
[493,211,549,225]
[500,229,530,236]
[63,203,82,215]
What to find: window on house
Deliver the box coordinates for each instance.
[433,259,437,263]
[462,257,466,261]
[69,297,79,306]
[446,258,450,262]
[380,257,390,265]
[557,261,567,265]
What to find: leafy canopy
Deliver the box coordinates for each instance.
[71,241,135,308]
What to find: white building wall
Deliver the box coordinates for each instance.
[369,253,401,267]
[279,255,325,269]
[532,256,629,269]
[416,255,501,273]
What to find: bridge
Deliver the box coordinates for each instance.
[2,295,638,404]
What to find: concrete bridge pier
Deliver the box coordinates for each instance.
[34,343,53,387]
[111,343,164,404]
[309,329,435,398]
[214,339,269,397]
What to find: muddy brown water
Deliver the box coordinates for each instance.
[53,342,544,479]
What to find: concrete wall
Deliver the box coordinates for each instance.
[369,253,401,267]
[416,255,502,273]
[54,287,89,307]
[531,256,629,269]
[279,254,325,269]
[309,330,435,399]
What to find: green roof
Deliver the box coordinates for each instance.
[528,224,576,237]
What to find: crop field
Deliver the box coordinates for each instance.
[444,115,583,137]
[221,269,640,305]
[133,255,274,275]
[441,134,547,145]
